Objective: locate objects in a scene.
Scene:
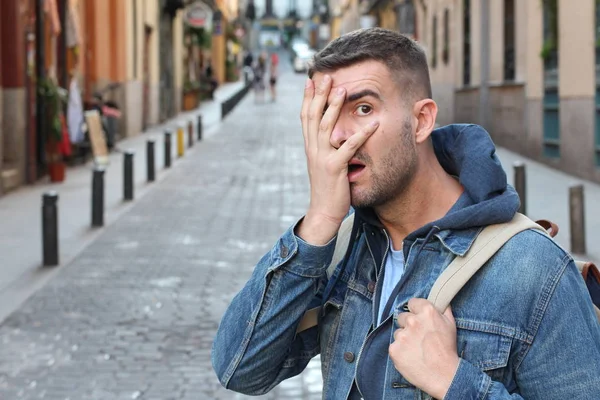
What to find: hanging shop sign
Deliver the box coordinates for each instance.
[185,1,213,30]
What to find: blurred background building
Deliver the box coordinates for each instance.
[329,0,600,185]
[4,1,599,194]
[0,0,244,195]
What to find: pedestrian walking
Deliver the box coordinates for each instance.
[243,51,254,85]
[205,58,218,99]
[269,52,279,102]
[252,55,266,104]
[212,28,600,399]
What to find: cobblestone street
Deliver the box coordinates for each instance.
[0,70,323,399]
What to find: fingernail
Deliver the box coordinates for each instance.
[336,87,345,96]
[323,75,331,83]
[305,78,312,88]
[370,121,379,128]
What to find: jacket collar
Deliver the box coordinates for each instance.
[434,226,484,257]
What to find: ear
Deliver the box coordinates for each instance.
[412,99,438,144]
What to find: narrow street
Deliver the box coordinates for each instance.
[0,63,322,399]
[2,53,600,400]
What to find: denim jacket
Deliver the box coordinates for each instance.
[212,125,600,399]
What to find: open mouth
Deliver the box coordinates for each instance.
[348,159,366,174]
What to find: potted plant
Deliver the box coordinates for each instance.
[182,79,201,111]
[38,77,69,182]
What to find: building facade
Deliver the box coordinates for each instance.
[0,0,240,196]
[333,0,600,184]
[419,0,600,183]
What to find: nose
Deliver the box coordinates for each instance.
[329,118,351,149]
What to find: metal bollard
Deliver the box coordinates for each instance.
[569,184,586,254]
[146,140,155,182]
[164,131,172,168]
[91,166,105,227]
[513,162,526,215]
[197,114,203,141]
[124,150,134,200]
[42,191,59,266]
[177,126,185,157]
[188,120,194,148]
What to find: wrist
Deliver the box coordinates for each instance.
[431,356,460,400]
[295,211,343,246]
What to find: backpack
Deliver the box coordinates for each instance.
[297,213,600,333]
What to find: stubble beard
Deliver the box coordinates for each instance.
[350,118,417,209]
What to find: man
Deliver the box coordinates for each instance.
[269,51,279,102]
[212,28,600,399]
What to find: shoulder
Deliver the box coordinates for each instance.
[465,228,574,311]
[484,229,571,285]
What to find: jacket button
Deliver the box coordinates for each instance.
[367,281,376,293]
[343,351,355,363]
[280,245,289,258]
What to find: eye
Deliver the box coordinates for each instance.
[355,104,373,116]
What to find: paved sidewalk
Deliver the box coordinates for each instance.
[496,148,600,263]
[0,80,244,323]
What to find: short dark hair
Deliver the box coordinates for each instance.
[308,28,432,102]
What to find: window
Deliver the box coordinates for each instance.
[463,0,471,86]
[542,0,559,158]
[432,15,438,68]
[595,2,600,166]
[443,9,450,64]
[503,0,515,81]
[397,0,417,38]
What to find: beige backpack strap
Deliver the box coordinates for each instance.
[327,213,355,279]
[296,213,355,334]
[427,213,545,313]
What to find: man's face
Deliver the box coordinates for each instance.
[312,60,418,208]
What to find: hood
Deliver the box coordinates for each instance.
[354,124,520,238]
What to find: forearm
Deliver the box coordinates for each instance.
[212,220,336,394]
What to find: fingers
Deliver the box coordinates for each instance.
[407,298,431,314]
[333,121,379,164]
[317,86,346,150]
[395,312,413,331]
[443,305,456,325]
[300,78,314,151]
[307,75,332,150]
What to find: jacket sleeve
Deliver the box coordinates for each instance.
[211,219,336,395]
[443,259,600,400]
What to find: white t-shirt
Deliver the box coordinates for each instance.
[377,241,405,324]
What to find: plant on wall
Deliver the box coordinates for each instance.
[186,25,211,49]
[37,77,67,142]
[540,0,558,60]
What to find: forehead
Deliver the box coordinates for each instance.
[312,60,401,102]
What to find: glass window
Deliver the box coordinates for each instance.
[443,9,450,64]
[503,0,515,81]
[463,0,471,86]
[432,15,438,68]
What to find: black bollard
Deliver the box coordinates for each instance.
[513,162,526,215]
[197,115,203,141]
[124,150,134,200]
[91,166,105,227]
[188,120,194,148]
[164,131,172,168]
[569,184,586,254]
[147,140,155,182]
[42,191,59,266]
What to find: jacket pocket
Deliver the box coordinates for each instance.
[455,321,513,382]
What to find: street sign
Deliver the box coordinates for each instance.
[85,110,109,167]
[184,1,212,30]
